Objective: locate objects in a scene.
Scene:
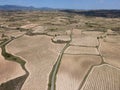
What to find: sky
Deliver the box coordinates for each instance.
[0,0,120,10]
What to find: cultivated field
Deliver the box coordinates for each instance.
[56,54,101,90]
[0,10,120,90]
[100,36,120,68]
[0,49,25,84]
[7,35,65,90]
[64,46,99,55]
[81,64,120,90]
[70,35,99,47]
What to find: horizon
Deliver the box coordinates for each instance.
[1,4,120,10]
[0,0,120,10]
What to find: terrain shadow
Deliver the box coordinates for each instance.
[60,10,120,18]
[0,74,28,90]
[0,43,29,90]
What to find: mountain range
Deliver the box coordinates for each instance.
[0,5,54,10]
[0,5,120,18]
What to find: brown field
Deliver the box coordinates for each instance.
[0,49,25,84]
[7,35,65,90]
[56,54,101,90]
[81,64,120,90]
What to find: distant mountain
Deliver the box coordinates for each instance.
[61,9,120,18]
[0,5,54,11]
[1,5,120,18]
[39,7,56,11]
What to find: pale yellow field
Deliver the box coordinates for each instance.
[7,35,65,90]
[0,49,25,84]
[56,54,101,90]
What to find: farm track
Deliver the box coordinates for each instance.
[77,38,104,90]
[78,33,120,90]
[54,29,120,90]
[48,30,73,90]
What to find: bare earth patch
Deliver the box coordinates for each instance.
[56,54,101,90]
[0,49,25,84]
[7,35,65,90]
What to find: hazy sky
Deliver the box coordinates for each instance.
[0,0,120,9]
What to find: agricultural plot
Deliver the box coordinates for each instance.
[56,54,101,90]
[64,46,99,55]
[104,35,120,43]
[52,35,71,43]
[7,35,65,90]
[72,29,82,36]
[81,64,120,90]
[70,35,99,47]
[82,30,104,37]
[0,49,25,84]
[100,36,120,68]
[20,24,38,29]
[0,10,120,90]
[4,30,25,37]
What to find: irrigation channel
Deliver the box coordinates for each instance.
[0,36,29,90]
[48,30,111,90]
[48,30,73,90]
